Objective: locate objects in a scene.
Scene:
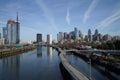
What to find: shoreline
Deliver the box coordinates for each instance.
[0,45,37,58]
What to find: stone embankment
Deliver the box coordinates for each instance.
[0,45,36,58]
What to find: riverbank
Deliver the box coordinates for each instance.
[71,51,120,74]
[0,45,37,58]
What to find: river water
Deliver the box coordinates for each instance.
[66,53,120,80]
[0,46,63,80]
[0,46,120,80]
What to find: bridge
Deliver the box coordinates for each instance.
[64,49,120,55]
[56,47,90,80]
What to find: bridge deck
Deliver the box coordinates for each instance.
[59,48,89,80]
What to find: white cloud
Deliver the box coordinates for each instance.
[66,7,70,25]
[35,0,58,32]
[97,10,120,29]
[83,0,99,23]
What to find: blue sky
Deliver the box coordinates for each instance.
[0,0,120,41]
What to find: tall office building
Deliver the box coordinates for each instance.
[74,27,79,39]
[103,34,112,41]
[58,32,64,41]
[16,13,20,44]
[0,33,1,39]
[3,27,7,44]
[79,30,83,37]
[64,32,68,40]
[57,33,60,42]
[47,34,52,45]
[88,29,92,42]
[37,33,42,44]
[95,29,98,36]
[6,13,20,44]
[3,27,7,39]
[93,29,99,41]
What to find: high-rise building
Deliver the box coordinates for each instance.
[79,30,82,37]
[37,33,42,44]
[93,29,99,42]
[3,27,7,39]
[0,38,5,45]
[103,34,112,41]
[64,32,68,40]
[74,27,79,39]
[88,29,92,42]
[0,33,1,39]
[47,34,52,45]
[95,29,98,36]
[6,13,20,44]
[15,12,20,44]
[58,32,64,41]
[84,35,89,42]
[57,33,60,42]
[70,31,75,39]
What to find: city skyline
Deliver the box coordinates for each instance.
[0,0,120,41]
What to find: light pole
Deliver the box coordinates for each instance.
[89,58,92,80]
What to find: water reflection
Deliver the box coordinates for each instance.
[37,46,42,57]
[1,55,20,80]
[0,46,63,80]
[47,47,52,60]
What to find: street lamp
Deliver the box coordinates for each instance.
[89,57,92,80]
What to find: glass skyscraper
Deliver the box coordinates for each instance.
[6,19,20,44]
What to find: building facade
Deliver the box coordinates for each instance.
[37,33,42,44]
[0,38,5,45]
[6,19,20,44]
[74,27,79,39]
[0,33,1,39]
[88,29,92,42]
[47,34,52,45]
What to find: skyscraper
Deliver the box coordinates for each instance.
[88,29,92,42]
[16,12,20,44]
[95,29,98,36]
[3,27,7,39]
[37,33,42,44]
[0,33,1,39]
[47,34,52,45]
[58,32,64,41]
[64,32,68,40]
[6,13,20,44]
[93,29,99,41]
[74,27,79,39]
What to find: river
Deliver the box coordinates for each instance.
[0,46,63,80]
[66,53,120,80]
[0,46,120,80]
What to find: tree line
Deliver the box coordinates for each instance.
[92,40,120,50]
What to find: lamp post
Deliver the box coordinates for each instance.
[89,57,92,80]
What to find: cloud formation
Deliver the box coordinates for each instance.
[97,10,120,29]
[35,0,58,32]
[83,0,99,23]
[66,7,70,25]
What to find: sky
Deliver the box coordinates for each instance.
[0,0,120,41]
